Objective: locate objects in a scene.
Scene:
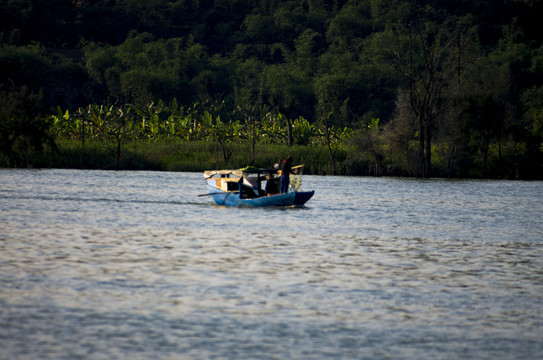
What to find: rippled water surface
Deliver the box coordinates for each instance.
[1,169,542,359]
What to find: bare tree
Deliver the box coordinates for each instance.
[381,18,472,177]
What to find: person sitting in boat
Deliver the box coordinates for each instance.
[238,175,259,199]
[280,155,294,193]
[265,172,279,195]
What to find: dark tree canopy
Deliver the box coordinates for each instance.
[1,0,542,177]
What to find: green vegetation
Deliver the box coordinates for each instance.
[1,0,542,178]
[39,100,352,174]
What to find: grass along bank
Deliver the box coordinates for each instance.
[29,139,360,175]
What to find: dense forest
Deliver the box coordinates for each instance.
[1,0,543,178]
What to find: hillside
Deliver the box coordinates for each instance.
[1,0,542,178]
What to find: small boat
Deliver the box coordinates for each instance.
[202,165,314,207]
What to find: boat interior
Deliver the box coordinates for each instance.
[205,165,304,198]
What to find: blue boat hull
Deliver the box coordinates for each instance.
[207,185,314,207]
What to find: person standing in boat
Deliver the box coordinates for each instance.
[280,155,294,193]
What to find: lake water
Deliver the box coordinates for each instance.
[1,169,542,359]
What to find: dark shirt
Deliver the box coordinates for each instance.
[281,160,292,176]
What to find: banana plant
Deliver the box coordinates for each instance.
[292,116,318,145]
[50,107,77,139]
[260,111,286,144]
